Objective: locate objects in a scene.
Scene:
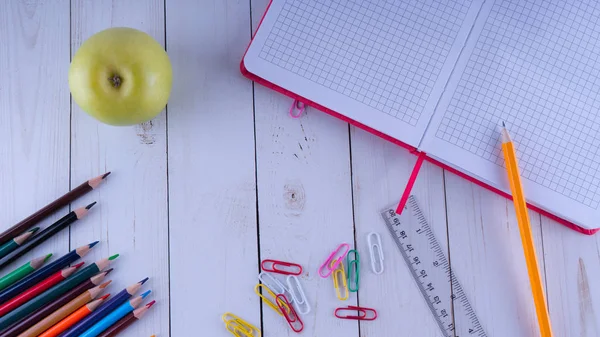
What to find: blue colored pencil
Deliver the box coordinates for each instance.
[0,242,98,304]
[58,277,149,337]
[78,291,151,337]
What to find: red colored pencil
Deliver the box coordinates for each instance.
[0,262,83,317]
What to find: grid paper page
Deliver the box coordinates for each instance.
[244,0,483,147]
[258,0,472,126]
[421,0,600,227]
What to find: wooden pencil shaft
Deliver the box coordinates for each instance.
[0,180,91,246]
[502,136,553,337]
[0,249,82,304]
[0,212,77,269]
[0,277,95,337]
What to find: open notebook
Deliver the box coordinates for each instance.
[242,0,600,234]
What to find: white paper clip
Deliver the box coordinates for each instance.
[286,275,310,315]
[367,232,384,274]
[289,99,306,118]
[258,272,292,302]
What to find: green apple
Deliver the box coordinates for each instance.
[69,27,172,126]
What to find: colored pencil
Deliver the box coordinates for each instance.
[79,291,151,337]
[0,254,52,291]
[0,255,118,330]
[0,204,96,269]
[96,301,155,337]
[0,271,112,337]
[35,294,110,337]
[59,277,148,337]
[0,263,83,317]
[0,228,39,260]
[0,242,97,304]
[0,173,110,246]
[501,123,553,337]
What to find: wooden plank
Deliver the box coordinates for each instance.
[542,217,600,336]
[0,0,71,271]
[252,3,357,336]
[166,0,259,336]
[444,172,546,336]
[349,127,448,337]
[70,1,169,336]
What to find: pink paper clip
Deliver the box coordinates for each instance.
[289,99,305,118]
[318,243,350,278]
[276,294,304,333]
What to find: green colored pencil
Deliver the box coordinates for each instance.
[0,254,117,329]
[0,253,51,291]
[0,228,39,260]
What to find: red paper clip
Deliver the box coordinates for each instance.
[277,294,304,333]
[334,306,378,321]
[289,100,306,118]
[261,259,303,275]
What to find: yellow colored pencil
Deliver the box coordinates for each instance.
[501,122,552,337]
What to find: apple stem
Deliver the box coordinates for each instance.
[109,74,122,88]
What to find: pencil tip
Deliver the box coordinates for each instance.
[29,227,40,233]
[139,277,149,285]
[104,268,114,275]
[502,121,506,127]
[89,241,100,248]
[85,202,97,210]
[100,280,112,288]
[141,290,152,298]
[147,300,156,308]
[44,253,53,262]
[74,262,85,268]
[102,172,111,179]
[100,293,111,300]
[108,254,119,261]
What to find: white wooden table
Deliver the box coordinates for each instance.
[1,1,599,336]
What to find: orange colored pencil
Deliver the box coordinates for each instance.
[501,123,553,337]
[37,294,110,337]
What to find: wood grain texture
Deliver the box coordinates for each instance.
[0,0,71,277]
[70,1,169,336]
[444,172,546,336]
[349,127,449,337]
[251,1,359,336]
[166,0,259,336]
[543,217,600,337]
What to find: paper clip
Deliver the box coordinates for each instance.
[331,259,349,301]
[254,284,290,316]
[346,249,359,292]
[334,305,378,321]
[261,259,303,276]
[318,243,350,278]
[286,275,311,315]
[222,312,261,337]
[276,294,304,333]
[367,232,384,274]
[258,272,290,300]
[289,99,305,118]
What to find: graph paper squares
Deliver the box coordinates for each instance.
[436,0,600,208]
[259,0,472,126]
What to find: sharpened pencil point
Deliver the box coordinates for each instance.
[100,280,112,288]
[85,201,97,210]
[141,290,152,298]
[102,172,111,179]
[502,121,506,127]
[108,254,119,261]
[74,261,85,268]
[44,253,53,262]
[89,241,100,248]
[147,300,156,308]
[104,268,114,275]
[29,227,40,233]
[100,293,111,300]
[139,277,149,285]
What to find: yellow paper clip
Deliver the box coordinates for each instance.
[331,259,349,301]
[222,312,261,337]
[254,284,290,316]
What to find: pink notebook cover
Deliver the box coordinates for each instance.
[240,0,599,236]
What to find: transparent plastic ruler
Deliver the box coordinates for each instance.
[381,196,487,337]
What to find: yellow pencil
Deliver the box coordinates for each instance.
[501,122,552,337]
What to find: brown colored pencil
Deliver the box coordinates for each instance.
[0,270,112,337]
[18,287,111,337]
[96,300,156,337]
[0,172,110,246]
